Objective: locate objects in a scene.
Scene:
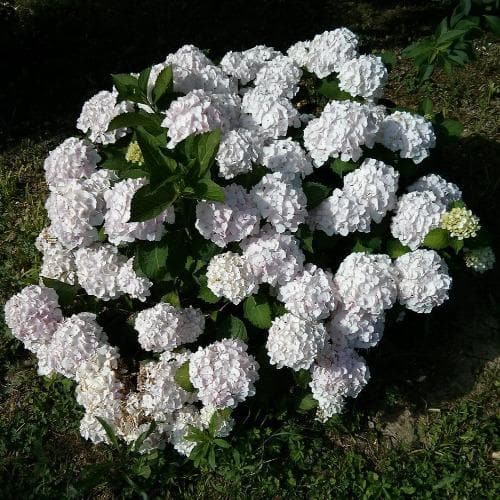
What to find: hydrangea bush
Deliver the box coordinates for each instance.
[4,29,495,457]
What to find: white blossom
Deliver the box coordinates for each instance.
[36,227,76,284]
[116,257,152,302]
[391,191,446,250]
[337,55,388,100]
[287,41,311,67]
[377,111,436,164]
[334,252,397,315]
[206,252,257,304]
[407,174,462,207]
[134,303,205,353]
[394,249,452,313]
[189,339,259,408]
[241,225,305,286]
[195,184,259,247]
[77,89,133,144]
[266,313,327,371]
[254,55,302,98]
[104,177,174,246]
[261,138,313,180]
[278,264,337,321]
[251,172,307,233]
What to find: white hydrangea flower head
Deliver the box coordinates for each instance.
[220,45,280,85]
[251,172,307,233]
[303,100,383,166]
[104,177,174,246]
[305,28,359,78]
[464,247,495,273]
[74,244,122,300]
[134,302,205,353]
[116,257,152,302]
[163,89,241,148]
[77,89,133,145]
[206,251,258,304]
[137,352,195,420]
[261,138,314,180]
[337,55,388,100]
[43,312,108,379]
[189,339,259,408]
[75,345,124,444]
[334,252,397,315]
[394,249,452,313]
[310,344,370,421]
[266,313,327,371]
[195,184,260,247]
[169,405,203,456]
[342,158,399,223]
[4,285,62,353]
[45,179,105,250]
[328,306,385,349]
[241,87,300,139]
[216,128,264,179]
[165,44,236,94]
[240,225,305,286]
[287,40,311,67]
[308,188,371,236]
[36,227,76,284]
[440,207,480,240]
[43,137,100,187]
[278,264,337,321]
[391,191,446,250]
[378,111,436,164]
[407,174,462,207]
[254,55,302,98]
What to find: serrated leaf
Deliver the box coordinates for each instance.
[331,158,358,177]
[387,239,411,258]
[449,237,464,254]
[298,394,318,412]
[438,119,463,141]
[379,50,396,70]
[423,228,450,250]
[137,67,152,95]
[161,290,181,307]
[221,315,248,341]
[111,73,144,103]
[152,66,174,105]
[296,224,314,253]
[42,277,79,306]
[243,295,272,329]
[174,361,195,392]
[135,239,169,280]
[418,97,433,117]
[193,178,225,202]
[318,77,352,100]
[303,181,331,208]
[129,180,178,222]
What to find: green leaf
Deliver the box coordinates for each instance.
[193,178,225,202]
[95,417,120,449]
[174,361,195,392]
[129,180,178,222]
[303,182,331,208]
[137,67,152,95]
[120,168,150,179]
[152,66,174,105]
[331,158,358,177]
[438,119,463,140]
[296,224,314,253]
[111,73,144,103]
[214,438,231,449]
[484,15,500,37]
[135,239,169,280]
[41,277,79,307]
[379,50,396,70]
[449,237,465,254]
[135,126,176,183]
[298,394,318,412]
[132,421,157,453]
[450,199,466,209]
[418,98,433,117]
[387,239,411,259]
[243,294,272,329]
[221,315,248,342]
[161,290,181,307]
[318,76,352,100]
[107,111,162,134]
[198,284,220,304]
[423,228,450,250]
[196,130,222,176]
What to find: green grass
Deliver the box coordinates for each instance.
[1,2,499,497]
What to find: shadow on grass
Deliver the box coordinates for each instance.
[1,0,452,145]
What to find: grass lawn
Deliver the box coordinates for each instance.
[0,1,499,497]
